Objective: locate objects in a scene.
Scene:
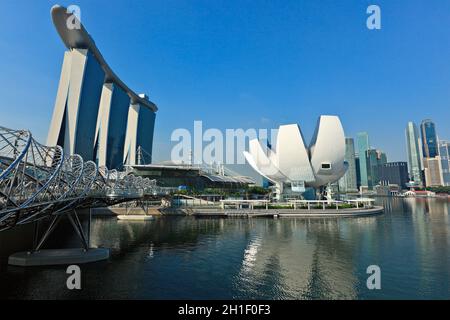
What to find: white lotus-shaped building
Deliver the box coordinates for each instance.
[244,116,348,195]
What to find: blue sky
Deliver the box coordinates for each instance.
[1,0,449,170]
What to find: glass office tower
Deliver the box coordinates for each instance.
[356,132,370,189]
[438,141,450,186]
[420,119,438,158]
[355,156,361,188]
[367,149,387,187]
[405,122,423,186]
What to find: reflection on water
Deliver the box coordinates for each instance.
[0,198,449,299]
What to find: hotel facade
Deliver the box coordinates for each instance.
[47,5,157,169]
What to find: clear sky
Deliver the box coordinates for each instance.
[1,0,449,172]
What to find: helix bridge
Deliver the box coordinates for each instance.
[0,126,160,259]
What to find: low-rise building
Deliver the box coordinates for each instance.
[378,162,409,190]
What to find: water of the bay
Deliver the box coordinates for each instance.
[0,197,449,299]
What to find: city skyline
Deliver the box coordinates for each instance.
[0,0,449,166]
[337,116,449,190]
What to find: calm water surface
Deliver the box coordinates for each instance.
[0,198,449,299]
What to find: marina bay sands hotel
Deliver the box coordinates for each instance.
[47,5,157,169]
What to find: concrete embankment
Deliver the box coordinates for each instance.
[91,207,189,216]
[192,206,384,218]
[92,205,385,218]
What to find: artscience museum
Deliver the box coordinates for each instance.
[244,115,348,199]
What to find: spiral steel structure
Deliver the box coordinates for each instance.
[0,126,157,232]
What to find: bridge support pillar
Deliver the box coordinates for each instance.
[8,210,109,267]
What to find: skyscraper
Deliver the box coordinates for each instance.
[420,119,444,187]
[338,138,358,192]
[438,140,450,186]
[423,158,444,187]
[355,156,361,188]
[356,132,370,189]
[379,151,387,165]
[405,122,423,186]
[367,149,387,187]
[420,119,438,158]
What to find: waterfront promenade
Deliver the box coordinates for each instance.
[191,206,384,218]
